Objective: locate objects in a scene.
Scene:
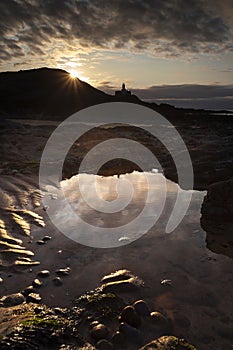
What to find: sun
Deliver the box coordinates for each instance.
[69,69,78,79]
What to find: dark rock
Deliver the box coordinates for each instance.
[90,320,100,328]
[36,240,46,245]
[139,335,196,349]
[119,305,141,328]
[90,323,109,341]
[0,293,25,307]
[102,277,142,294]
[201,178,233,259]
[37,270,50,278]
[55,267,71,276]
[32,278,43,287]
[42,235,52,241]
[119,322,142,345]
[112,331,126,349]
[133,300,150,317]
[53,277,63,286]
[96,339,113,349]
[101,269,133,284]
[26,293,42,303]
[150,312,169,331]
[22,285,35,296]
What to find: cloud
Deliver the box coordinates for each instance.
[0,0,233,67]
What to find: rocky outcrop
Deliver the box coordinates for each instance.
[201,178,233,259]
[0,270,196,350]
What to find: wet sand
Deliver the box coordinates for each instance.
[1,171,233,350]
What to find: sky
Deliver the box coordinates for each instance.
[0,0,233,109]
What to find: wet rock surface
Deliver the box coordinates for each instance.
[201,178,233,259]
[0,271,196,349]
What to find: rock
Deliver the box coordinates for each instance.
[0,277,3,283]
[53,277,63,286]
[90,323,109,341]
[119,322,142,345]
[139,336,196,349]
[37,270,50,277]
[201,178,233,259]
[133,300,150,317]
[0,293,25,307]
[90,320,99,328]
[119,305,141,328]
[102,277,142,294]
[42,235,52,241]
[32,278,43,287]
[55,267,71,276]
[101,269,134,284]
[160,279,172,286]
[36,239,46,245]
[22,285,35,296]
[26,293,42,303]
[150,312,169,331]
[96,339,113,349]
[112,331,126,349]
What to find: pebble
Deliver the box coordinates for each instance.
[119,305,141,328]
[55,267,71,276]
[160,279,172,286]
[90,323,110,341]
[42,235,52,241]
[32,278,43,288]
[36,240,46,245]
[102,278,140,294]
[0,277,3,284]
[26,293,42,303]
[112,331,126,348]
[150,311,169,331]
[119,322,142,345]
[0,293,25,307]
[37,270,50,278]
[96,339,113,350]
[22,285,35,296]
[53,277,63,286]
[133,300,150,317]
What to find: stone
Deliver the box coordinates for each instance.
[96,339,113,349]
[37,270,50,277]
[112,331,126,349]
[101,269,133,284]
[53,276,63,286]
[22,285,35,296]
[26,293,42,303]
[133,300,150,317]
[36,240,45,245]
[139,336,196,349]
[119,305,141,328]
[42,235,52,241]
[0,293,25,307]
[90,323,109,341]
[0,277,3,284]
[102,278,141,294]
[32,278,43,287]
[119,322,142,345]
[150,312,169,331]
[55,267,71,276]
[201,178,233,259]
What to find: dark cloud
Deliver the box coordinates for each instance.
[0,0,233,64]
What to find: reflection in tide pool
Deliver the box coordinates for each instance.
[43,171,233,350]
[45,172,194,248]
